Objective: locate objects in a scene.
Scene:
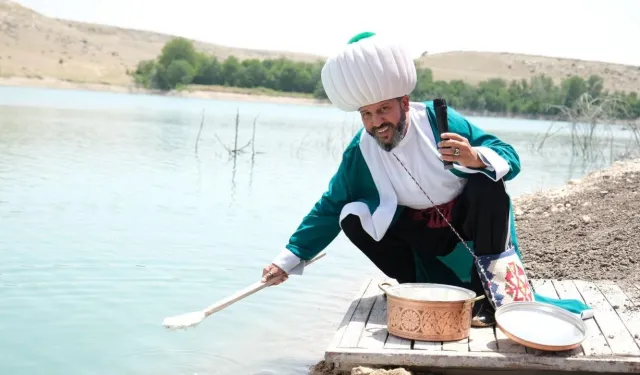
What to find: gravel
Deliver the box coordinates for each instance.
[514,158,640,284]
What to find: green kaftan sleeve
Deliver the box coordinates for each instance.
[284,149,354,261]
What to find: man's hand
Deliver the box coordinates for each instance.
[261,263,288,285]
[438,133,486,169]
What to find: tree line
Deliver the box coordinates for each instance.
[132,38,640,120]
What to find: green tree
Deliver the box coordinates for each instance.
[561,76,588,108]
[478,78,509,113]
[239,59,268,88]
[587,75,604,98]
[193,55,222,85]
[132,59,158,88]
[157,59,196,89]
[313,80,327,99]
[158,38,198,69]
[131,38,640,121]
[221,56,243,86]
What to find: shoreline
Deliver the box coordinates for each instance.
[2,75,629,124]
[0,76,333,107]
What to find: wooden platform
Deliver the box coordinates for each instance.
[325,278,640,373]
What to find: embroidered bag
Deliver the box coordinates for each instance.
[474,246,534,308]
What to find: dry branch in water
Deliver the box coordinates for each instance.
[194,108,205,156]
[214,109,256,157]
[537,93,640,163]
[251,114,259,159]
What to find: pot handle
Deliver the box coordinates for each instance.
[470,294,486,304]
[378,282,393,294]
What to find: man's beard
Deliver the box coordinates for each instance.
[367,110,407,152]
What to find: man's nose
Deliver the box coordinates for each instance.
[372,114,386,126]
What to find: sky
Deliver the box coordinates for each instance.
[14,0,640,66]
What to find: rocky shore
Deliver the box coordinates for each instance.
[309,158,640,375]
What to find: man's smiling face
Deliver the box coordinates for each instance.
[359,95,410,151]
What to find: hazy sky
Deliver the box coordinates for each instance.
[15,0,640,65]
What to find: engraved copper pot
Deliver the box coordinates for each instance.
[378,282,485,342]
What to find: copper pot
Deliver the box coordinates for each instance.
[378,282,485,342]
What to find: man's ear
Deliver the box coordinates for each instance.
[400,95,410,111]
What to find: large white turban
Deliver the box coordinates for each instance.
[320,32,417,112]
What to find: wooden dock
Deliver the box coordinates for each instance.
[325,278,640,373]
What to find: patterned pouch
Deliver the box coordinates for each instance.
[474,246,534,308]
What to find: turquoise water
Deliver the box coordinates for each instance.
[0,86,632,375]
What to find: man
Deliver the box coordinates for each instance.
[260,32,552,326]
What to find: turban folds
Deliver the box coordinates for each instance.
[320,32,417,112]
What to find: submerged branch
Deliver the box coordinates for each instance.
[194,109,206,156]
[213,111,262,158]
[215,133,232,153]
[536,93,640,164]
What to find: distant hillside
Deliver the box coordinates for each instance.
[2,0,639,92]
[415,51,640,93]
[0,0,323,86]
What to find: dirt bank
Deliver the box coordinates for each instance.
[308,159,640,375]
[514,158,640,284]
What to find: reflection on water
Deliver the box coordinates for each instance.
[0,86,636,375]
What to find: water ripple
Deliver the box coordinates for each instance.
[117,349,242,375]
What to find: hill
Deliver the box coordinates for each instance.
[0,0,323,87]
[416,51,640,93]
[1,0,639,93]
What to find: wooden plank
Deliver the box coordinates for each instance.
[574,280,640,356]
[441,337,469,352]
[494,325,527,353]
[620,282,640,306]
[326,278,372,351]
[339,279,381,348]
[596,280,640,350]
[413,339,442,351]
[531,278,557,298]
[357,293,388,349]
[553,279,610,356]
[368,278,412,351]
[383,332,412,350]
[468,326,498,352]
[325,346,640,373]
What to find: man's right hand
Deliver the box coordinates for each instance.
[261,263,288,285]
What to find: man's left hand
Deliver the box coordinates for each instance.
[438,133,486,169]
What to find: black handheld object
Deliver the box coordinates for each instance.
[433,98,453,170]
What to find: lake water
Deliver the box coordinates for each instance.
[0,86,634,375]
